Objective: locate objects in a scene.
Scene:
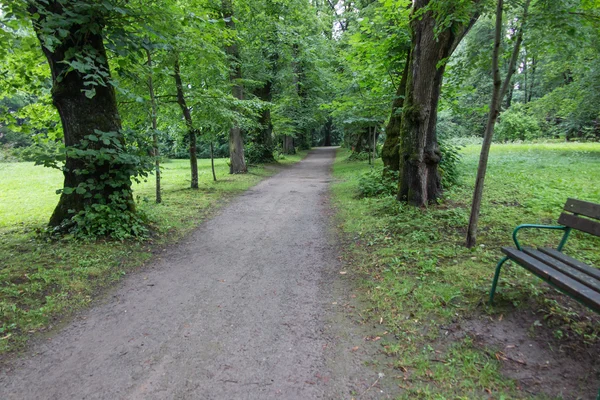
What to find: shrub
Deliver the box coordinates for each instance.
[439,140,462,189]
[437,110,469,139]
[495,105,542,142]
[245,142,274,164]
[347,151,370,161]
[358,167,399,198]
[69,198,149,241]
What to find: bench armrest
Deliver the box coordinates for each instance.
[512,224,572,251]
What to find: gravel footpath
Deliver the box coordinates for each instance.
[0,147,395,400]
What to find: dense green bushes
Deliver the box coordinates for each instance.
[358,167,398,198]
[495,105,543,142]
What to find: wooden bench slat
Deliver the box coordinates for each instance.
[522,247,600,292]
[502,247,600,313]
[557,213,600,237]
[539,247,600,281]
[564,198,600,220]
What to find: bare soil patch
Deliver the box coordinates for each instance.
[445,305,600,399]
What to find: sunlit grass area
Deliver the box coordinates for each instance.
[332,142,600,398]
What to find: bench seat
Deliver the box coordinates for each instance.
[502,246,600,313]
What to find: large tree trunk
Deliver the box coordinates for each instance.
[381,51,410,172]
[173,54,198,189]
[29,2,133,228]
[223,0,247,174]
[398,1,478,206]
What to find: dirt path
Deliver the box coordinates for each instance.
[0,148,395,400]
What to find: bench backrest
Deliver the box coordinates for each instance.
[558,198,600,237]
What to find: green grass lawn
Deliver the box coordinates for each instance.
[332,142,600,399]
[0,152,307,353]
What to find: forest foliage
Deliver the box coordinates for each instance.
[0,0,599,237]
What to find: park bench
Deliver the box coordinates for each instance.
[490,198,600,312]
[489,198,600,400]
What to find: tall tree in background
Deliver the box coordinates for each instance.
[28,1,135,227]
[243,0,280,163]
[222,0,247,174]
[145,43,162,203]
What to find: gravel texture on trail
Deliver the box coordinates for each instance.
[0,148,396,400]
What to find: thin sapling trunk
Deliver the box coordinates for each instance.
[466,0,531,248]
[173,53,198,189]
[146,46,161,203]
[210,142,217,182]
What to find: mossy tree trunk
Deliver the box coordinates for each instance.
[381,51,410,172]
[398,1,478,206]
[29,1,133,228]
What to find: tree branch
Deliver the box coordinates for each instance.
[499,0,532,101]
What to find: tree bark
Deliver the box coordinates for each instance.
[397,1,479,206]
[466,0,531,248]
[368,127,372,165]
[210,142,217,182]
[253,81,276,162]
[523,51,529,103]
[528,56,537,102]
[283,136,295,154]
[29,1,133,228]
[505,84,514,109]
[146,46,161,203]
[381,51,410,172]
[353,129,366,154]
[223,0,247,174]
[373,126,378,160]
[173,54,198,189]
[323,117,333,146]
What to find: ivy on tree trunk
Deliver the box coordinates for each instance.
[29,1,134,228]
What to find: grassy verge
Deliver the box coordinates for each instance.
[331,143,600,398]
[0,151,308,354]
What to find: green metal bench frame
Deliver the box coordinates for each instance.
[490,224,572,303]
[488,198,600,400]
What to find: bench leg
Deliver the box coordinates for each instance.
[489,256,509,305]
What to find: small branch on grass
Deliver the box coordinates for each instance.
[360,373,384,397]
